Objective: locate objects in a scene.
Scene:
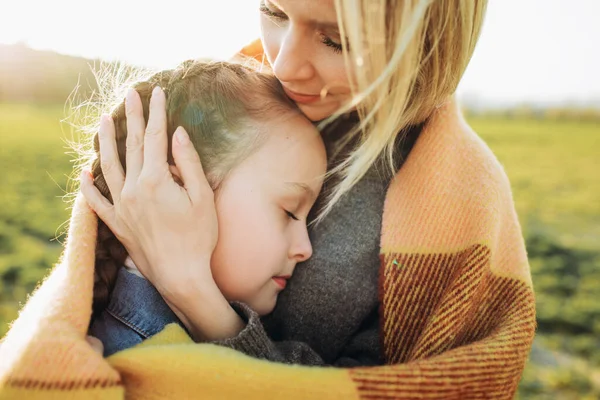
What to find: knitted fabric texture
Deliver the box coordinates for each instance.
[0,64,535,400]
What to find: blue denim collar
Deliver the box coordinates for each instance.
[105,267,183,339]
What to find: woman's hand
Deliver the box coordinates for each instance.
[81,86,216,296]
[80,87,244,341]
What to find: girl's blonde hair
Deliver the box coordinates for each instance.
[317,0,487,219]
[78,60,300,315]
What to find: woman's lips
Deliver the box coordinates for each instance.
[283,87,321,104]
[272,276,290,289]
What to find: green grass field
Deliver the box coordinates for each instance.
[468,115,600,251]
[0,103,74,329]
[1,103,599,398]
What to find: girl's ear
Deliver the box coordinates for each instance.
[169,165,184,187]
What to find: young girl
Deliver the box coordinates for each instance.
[86,60,326,356]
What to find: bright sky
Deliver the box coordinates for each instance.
[1,0,599,106]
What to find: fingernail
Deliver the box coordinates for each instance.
[152,86,162,97]
[175,127,189,145]
[126,88,135,105]
[99,115,110,135]
[80,169,91,181]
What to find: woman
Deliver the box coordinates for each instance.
[0,0,535,398]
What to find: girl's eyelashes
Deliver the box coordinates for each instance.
[285,210,299,221]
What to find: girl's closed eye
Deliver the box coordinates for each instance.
[285,210,299,221]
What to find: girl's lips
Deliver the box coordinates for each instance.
[283,87,321,104]
[272,276,290,289]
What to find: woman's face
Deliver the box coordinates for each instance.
[259,0,352,122]
[209,112,326,316]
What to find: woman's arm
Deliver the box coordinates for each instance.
[162,277,245,342]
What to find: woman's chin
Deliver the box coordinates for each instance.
[296,102,338,122]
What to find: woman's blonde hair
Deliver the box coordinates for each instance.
[317,0,487,219]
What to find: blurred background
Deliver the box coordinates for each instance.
[1,0,598,398]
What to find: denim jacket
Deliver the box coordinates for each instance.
[89,267,184,357]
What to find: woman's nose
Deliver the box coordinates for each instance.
[272,29,315,84]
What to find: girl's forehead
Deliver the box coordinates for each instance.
[251,117,325,177]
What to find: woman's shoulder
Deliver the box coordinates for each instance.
[233,39,265,63]
[399,98,513,200]
[382,97,531,285]
[382,98,527,264]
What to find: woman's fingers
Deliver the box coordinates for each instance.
[80,170,117,229]
[98,114,124,202]
[169,164,184,187]
[142,87,169,177]
[172,127,211,202]
[124,88,145,185]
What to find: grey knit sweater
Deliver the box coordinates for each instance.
[215,120,421,366]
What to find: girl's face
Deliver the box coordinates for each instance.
[259,0,352,122]
[210,113,326,315]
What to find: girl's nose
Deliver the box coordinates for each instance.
[291,226,313,262]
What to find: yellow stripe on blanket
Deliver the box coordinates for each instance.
[108,325,359,400]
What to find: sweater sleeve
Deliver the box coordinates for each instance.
[212,302,326,366]
[212,303,382,367]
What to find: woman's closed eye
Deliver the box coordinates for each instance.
[259,1,287,23]
[320,34,342,53]
[260,0,344,54]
